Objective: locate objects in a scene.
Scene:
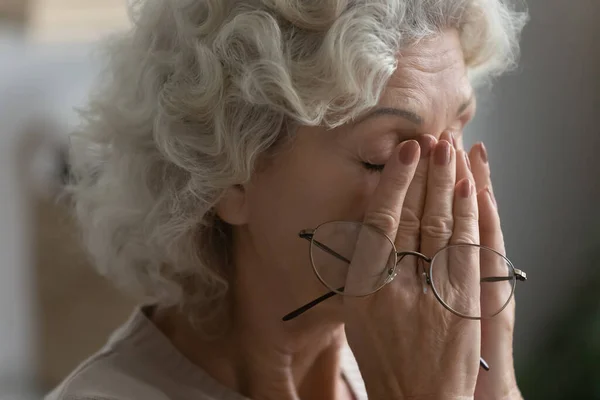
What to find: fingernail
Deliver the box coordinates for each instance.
[399,140,420,165]
[479,143,488,163]
[434,140,451,165]
[459,179,472,198]
[486,187,497,208]
[465,152,472,171]
[416,135,436,159]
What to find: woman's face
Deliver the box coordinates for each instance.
[225,29,476,322]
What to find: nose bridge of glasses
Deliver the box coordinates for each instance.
[396,250,431,263]
[395,251,432,293]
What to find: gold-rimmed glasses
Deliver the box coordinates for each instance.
[282,221,527,371]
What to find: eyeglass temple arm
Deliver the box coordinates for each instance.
[299,231,352,264]
[282,289,341,321]
[282,232,351,321]
[481,269,527,283]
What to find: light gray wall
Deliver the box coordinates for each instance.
[464,0,600,361]
[0,33,96,399]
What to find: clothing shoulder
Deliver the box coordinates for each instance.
[44,307,231,400]
[43,350,171,400]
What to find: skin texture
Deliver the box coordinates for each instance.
[152,29,521,400]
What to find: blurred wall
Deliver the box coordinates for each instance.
[1,31,139,398]
[464,0,600,362]
[0,36,100,398]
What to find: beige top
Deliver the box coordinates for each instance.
[45,307,368,400]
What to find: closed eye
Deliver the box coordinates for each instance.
[362,162,385,172]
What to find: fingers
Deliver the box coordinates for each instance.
[439,147,480,318]
[469,142,503,253]
[348,141,420,295]
[469,143,494,200]
[363,140,421,237]
[474,155,515,397]
[451,147,478,243]
[472,146,508,319]
[395,135,437,251]
[478,187,505,255]
[420,135,456,258]
[450,182,479,246]
[393,135,436,291]
[456,149,473,188]
[478,186,510,320]
[446,178,480,312]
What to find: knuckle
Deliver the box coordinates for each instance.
[397,208,421,236]
[452,216,479,244]
[386,171,412,190]
[431,178,455,192]
[454,209,478,222]
[364,210,399,235]
[450,231,479,245]
[421,214,454,239]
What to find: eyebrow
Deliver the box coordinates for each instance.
[356,107,423,125]
[354,95,475,126]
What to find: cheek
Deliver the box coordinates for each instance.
[305,173,373,223]
[245,160,375,261]
[249,166,371,232]
[242,152,379,304]
[290,154,379,225]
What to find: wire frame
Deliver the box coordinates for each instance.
[426,243,518,320]
[283,220,528,373]
[309,220,397,297]
[289,220,526,321]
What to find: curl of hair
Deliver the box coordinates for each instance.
[70,0,527,327]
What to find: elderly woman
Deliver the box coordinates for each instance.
[47,0,528,399]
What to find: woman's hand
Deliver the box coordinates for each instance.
[343,136,481,400]
[469,143,522,400]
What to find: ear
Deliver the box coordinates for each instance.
[215,185,249,226]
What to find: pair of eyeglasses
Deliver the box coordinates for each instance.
[282,221,527,372]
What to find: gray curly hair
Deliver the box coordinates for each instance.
[70,0,527,323]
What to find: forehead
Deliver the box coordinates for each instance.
[379,30,473,129]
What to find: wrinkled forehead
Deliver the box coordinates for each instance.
[381,31,474,131]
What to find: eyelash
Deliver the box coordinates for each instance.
[362,162,385,172]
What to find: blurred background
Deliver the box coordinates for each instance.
[0,0,598,399]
